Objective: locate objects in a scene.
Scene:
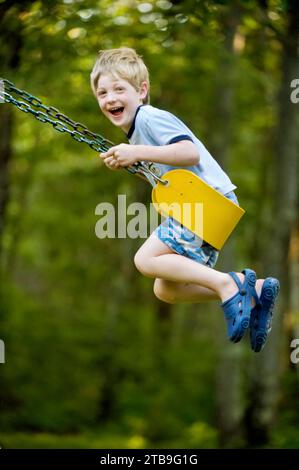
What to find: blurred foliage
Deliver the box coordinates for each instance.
[0,0,299,449]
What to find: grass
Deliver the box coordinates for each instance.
[0,431,148,449]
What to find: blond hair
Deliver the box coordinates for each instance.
[90,47,150,104]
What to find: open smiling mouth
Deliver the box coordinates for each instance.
[109,106,124,117]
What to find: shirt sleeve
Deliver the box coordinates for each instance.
[143,108,194,146]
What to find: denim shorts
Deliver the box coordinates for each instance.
[154,191,239,268]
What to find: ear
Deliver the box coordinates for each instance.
[139,81,149,101]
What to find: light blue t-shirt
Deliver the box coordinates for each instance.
[127,105,236,195]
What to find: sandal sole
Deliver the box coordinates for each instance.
[250,278,280,352]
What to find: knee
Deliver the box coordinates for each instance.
[153,279,176,304]
[134,251,154,278]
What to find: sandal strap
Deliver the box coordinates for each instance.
[242,268,260,307]
[228,271,243,291]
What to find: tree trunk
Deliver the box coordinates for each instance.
[0,0,25,258]
[245,0,299,446]
[0,0,28,421]
[0,106,13,260]
[212,1,245,447]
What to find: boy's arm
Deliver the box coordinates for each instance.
[100,141,200,168]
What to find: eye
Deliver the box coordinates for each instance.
[97,91,106,97]
[116,87,124,92]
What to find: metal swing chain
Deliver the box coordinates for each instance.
[0,79,113,152]
[0,79,167,185]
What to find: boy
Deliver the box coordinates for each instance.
[90,47,279,352]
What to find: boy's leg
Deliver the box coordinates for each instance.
[154,279,218,304]
[134,233,263,304]
[137,234,270,346]
[134,232,218,303]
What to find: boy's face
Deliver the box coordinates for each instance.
[96,74,148,133]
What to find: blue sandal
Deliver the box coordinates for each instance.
[250,277,280,352]
[221,269,257,343]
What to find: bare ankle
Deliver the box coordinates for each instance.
[255,279,264,298]
[219,272,244,303]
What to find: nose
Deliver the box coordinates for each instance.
[106,91,117,103]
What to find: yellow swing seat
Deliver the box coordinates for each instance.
[152,169,245,251]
